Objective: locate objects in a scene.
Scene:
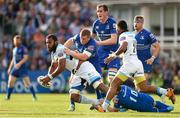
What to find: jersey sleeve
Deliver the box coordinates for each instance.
[23,46,28,55]
[83,45,96,58]
[56,45,66,59]
[51,45,66,62]
[148,32,157,44]
[110,20,117,34]
[119,34,128,45]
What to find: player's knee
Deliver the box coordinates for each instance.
[92,80,101,89]
[71,93,80,103]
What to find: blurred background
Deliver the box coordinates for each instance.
[0,0,179,93]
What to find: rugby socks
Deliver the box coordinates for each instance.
[29,86,36,98]
[70,100,75,106]
[102,99,110,110]
[6,87,14,99]
[95,89,102,99]
[108,70,116,82]
[80,95,99,105]
[157,87,167,96]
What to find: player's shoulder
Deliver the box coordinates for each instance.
[56,44,65,52]
[72,34,80,41]
[107,17,116,23]
[93,19,99,25]
[119,31,133,40]
[89,38,96,45]
[20,44,27,49]
[142,28,152,35]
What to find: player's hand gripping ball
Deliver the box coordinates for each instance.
[37,76,52,88]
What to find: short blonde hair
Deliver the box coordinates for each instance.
[134,15,144,23]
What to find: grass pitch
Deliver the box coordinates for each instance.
[0,93,179,118]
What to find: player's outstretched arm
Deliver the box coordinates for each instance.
[96,34,117,46]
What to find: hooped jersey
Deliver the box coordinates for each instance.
[118,32,138,63]
[51,44,79,71]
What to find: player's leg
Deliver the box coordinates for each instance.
[154,101,174,112]
[135,78,175,104]
[101,73,128,111]
[68,75,85,111]
[23,76,37,100]
[134,61,175,104]
[107,58,120,84]
[107,68,118,84]
[68,74,76,111]
[6,74,17,100]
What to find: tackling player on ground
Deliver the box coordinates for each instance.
[95,85,174,112]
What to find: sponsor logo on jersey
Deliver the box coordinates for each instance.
[87,45,94,51]
[100,31,104,34]
[113,23,116,29]
[120,36,126,41]
[105,25,109,29]
[96,26,99,29]
[140,35,144,40]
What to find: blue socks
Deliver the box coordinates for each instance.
[6,87,14,99]
[29,86,36,98]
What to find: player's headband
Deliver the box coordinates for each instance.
[134,18,144,23]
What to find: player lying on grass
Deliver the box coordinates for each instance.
[38,34,109,109]
[95,85,174,112]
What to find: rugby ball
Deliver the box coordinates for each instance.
[37,76,52,88]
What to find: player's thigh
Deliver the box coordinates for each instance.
[8,75,17,87]
[76,61,101,85]
[69,76,86,94]
[116,63,136,82]
[134,61,146,86]
[23,76,31,87]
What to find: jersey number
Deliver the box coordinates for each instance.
[130,90,138,102]
[133,43,137,53]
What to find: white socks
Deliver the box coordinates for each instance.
[80,95,99,105]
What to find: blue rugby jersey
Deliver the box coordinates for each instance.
[72,34,102,75]
[135,29,157,72]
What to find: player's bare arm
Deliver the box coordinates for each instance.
[91,33,97,39]
[104,41,127,64]
[41,58,66,85]
[15,54,29,69]
[64,38,74,48]
[7,57,14,75]
[146,41,160,65]
[96,34,117,46]
[64,48,89,61]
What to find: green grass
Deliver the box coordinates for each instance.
[0,94,179,118]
